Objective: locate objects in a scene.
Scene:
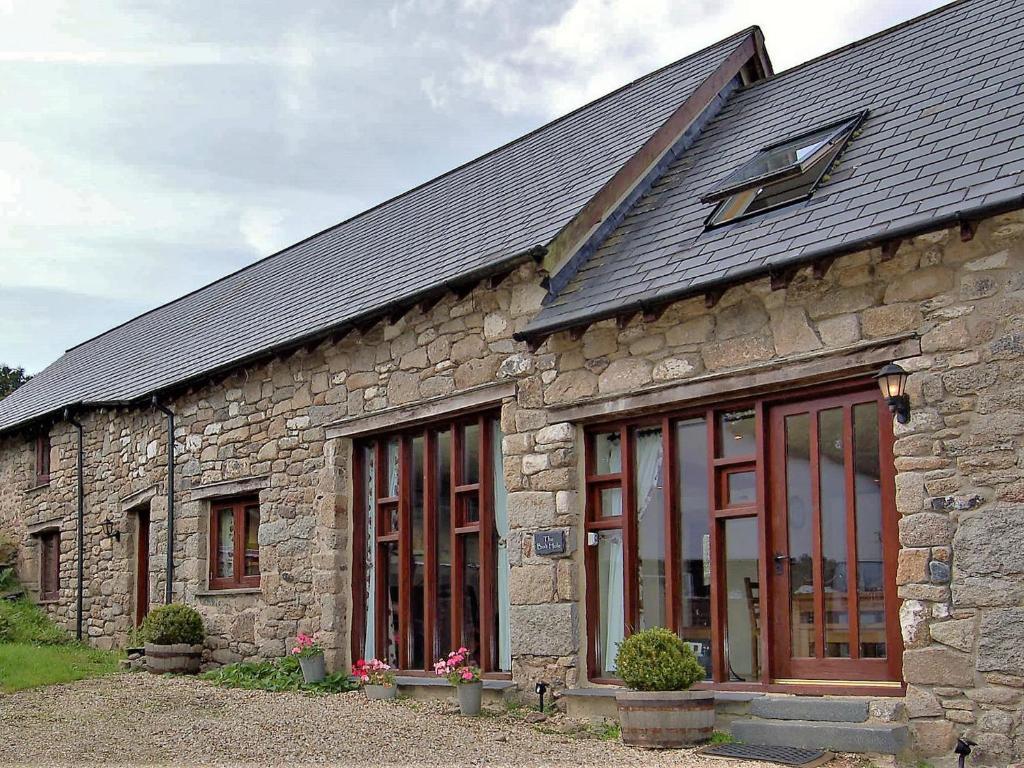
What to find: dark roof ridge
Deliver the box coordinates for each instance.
[64,25,757,357]
[737,0,968,92]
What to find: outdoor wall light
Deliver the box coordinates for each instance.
[102,517,121,542]
[535,680,549,712]
[875,362,911,424]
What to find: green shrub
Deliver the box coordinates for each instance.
[139,603,204,646]
[614,627,704,691]
[0,598,70,645]
[201,655,357,694]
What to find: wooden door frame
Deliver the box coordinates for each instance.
[766,387,902,683]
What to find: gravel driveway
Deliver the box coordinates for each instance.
[0,673,863,767]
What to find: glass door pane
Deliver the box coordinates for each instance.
[784,413,814,658]
[723,517,760,682]
[853,403,886,659]
[676,417,711,678]
[818,408,850,658]
[635,428,665,631]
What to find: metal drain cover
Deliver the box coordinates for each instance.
[701,743,832,766]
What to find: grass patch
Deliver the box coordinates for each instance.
[0,598,72,645]
[0,642,119,692]
[709,730,735,745]
[201,655,359,694]
[590,721,621,741]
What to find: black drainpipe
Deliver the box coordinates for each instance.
[63,409,85,641]
[151,398,175,604]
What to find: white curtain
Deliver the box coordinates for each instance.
[363,447,376,660]
[635,430,663,525]
[492,419,512,671]
[634,430,664,628]
[601,529,625,671]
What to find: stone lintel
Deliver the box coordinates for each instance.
[551,334,920,423]
[325,381,515,439]
[190,475,270,501]
[119,483,159,510]
[25,516,64,535]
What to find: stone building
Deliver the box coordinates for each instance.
[2,0,1024,760]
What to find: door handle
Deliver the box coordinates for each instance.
[773,552,788,575]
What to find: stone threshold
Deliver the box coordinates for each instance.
[194,587,262,597]
[560,687,761,703]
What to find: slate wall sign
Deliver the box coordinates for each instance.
[533,530,567,556]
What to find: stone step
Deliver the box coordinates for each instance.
[731,719,910,756]
[749,696,868,723]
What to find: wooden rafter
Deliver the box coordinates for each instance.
[960,219,978,242]
[880,239,902,262]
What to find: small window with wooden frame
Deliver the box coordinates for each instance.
[209,497,261,590]
[352,411,511,676]
[38,528,60,601]
[35,433,51,487]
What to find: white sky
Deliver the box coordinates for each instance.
[0,0,946,373]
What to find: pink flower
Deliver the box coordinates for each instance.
[291,647,300,655]
[461,670,474,681]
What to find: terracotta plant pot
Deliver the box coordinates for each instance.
[615,690,715,748]
[456,681,483,716]
[299,653,326,684]
[144,643,203,675]
[365,684,397,700]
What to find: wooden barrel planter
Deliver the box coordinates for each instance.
[615,690,715,748]
[144,643,203,674]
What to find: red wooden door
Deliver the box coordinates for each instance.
[136,508,150,626]
[768,389,901,682]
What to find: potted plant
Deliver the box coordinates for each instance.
[614,627,712,748]
[352,657,397,700]
[141,604,205,674]
[433,647,482,716]
[291,632,326,684]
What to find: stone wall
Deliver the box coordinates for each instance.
[1,210,1023,759]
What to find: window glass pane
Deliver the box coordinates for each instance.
[819,409,851,663]
[461,533,481,663]
[597,529,625,676]
[677,417,711,678]
[216,509,234,579]
[594,432,621,474]
[599,487,623,517]
[386,437,400,497]
[492,419,512,671]
[244,505,260,577]
[727,471,756,506]
[462,423,480,485]
[363,445,376,660]
[460,493,480,524]
[436,429,452,658]
[635,428,665,631]
[724,516,760,682]
[819,407,850,658]
[411,435,425,669]
[854,403,886,659]
[384,542,400,666]
[719,409,755,457]
[784,413,814,657]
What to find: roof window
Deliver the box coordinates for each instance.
[703,111,866,227]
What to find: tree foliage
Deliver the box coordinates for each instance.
[0,365,30,400]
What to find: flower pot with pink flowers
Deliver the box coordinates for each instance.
[291,632,326,684]
[434,647,482,716]
[352,658,397,700]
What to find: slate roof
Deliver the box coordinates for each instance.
[524,0,1024,338]
[0,29,755,433]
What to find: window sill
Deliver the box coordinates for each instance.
[195,587,262,597]
[36,598,60,605]
[25,481,51,494]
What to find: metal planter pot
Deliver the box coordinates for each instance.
[144,643,203,675]
[298,653,326,684]
[615,690,715,748]
[456,681,483,716]
[365,684,398,700]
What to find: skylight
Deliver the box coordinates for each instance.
[703,111,867,227]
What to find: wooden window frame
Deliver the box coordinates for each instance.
[38,529,60,601]
[208,496,261,590]
[35,433,51,487]
[583,377,900,692]
[352,411,506,676]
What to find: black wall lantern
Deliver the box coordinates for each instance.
[875,362,911,424]
[102,517,121,542]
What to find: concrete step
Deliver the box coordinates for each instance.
[749,696,868,723]
[731,718,910,756]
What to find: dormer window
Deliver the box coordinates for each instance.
[703,111,866,227]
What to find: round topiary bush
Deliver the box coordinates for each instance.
[140,603,204,646]
[614,627,704,691]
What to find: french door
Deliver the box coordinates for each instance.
[768,389,901,682]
